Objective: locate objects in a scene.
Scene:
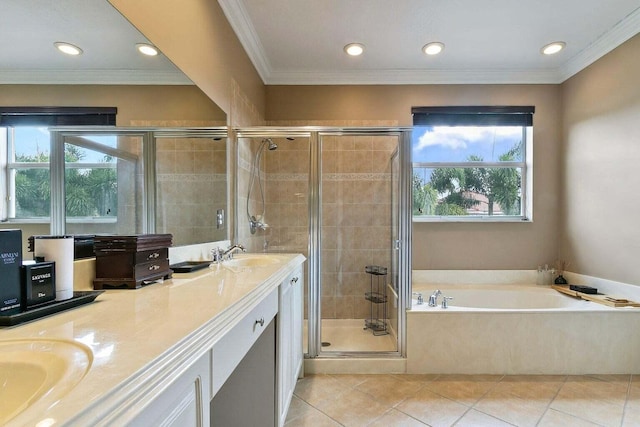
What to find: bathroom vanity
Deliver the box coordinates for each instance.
[1,253,305,427]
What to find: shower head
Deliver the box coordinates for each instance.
[263,138,278,151]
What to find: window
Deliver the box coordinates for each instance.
[412,106,533,222]
[5,126,52,219]
[0,107,117,222]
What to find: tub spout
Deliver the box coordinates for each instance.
[428,290,442,307]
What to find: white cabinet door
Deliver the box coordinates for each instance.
[130,351,211,427]
[277,265,304,426]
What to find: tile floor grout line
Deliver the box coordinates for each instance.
[533,374,569,427]
[462,374,531,427]
[291,390,347,426]
[620,374,634,427]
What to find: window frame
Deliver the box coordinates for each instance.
[412,106,534,223]
[1,107,117,224]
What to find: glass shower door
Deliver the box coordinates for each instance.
[318,132,400,354]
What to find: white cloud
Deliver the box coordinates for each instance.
[415,126,521,151]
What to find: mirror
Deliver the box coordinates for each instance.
[0,1,229,251]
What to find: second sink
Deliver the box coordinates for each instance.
[0,338,93,425]
[223,255,281,268]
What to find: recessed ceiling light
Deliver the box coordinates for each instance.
[136,43,159,56]
[423,42,445,56]
[541,41,566,55]
[344,43,364,56]
[54,42,83,56]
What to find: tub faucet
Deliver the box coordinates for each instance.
[442,296,453,309]
[428,290,442,307]
[412,292,424,305]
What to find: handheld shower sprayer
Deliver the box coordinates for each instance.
[247,138,278,234]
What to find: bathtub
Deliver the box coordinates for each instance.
[407,274,640,375]
[411,284,611,311]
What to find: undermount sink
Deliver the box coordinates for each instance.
[0,338,93,425]
[223,255,281,269]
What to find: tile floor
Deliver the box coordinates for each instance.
[284,373,640,426]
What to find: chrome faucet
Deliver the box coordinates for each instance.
[222,244,246,259]
[442,296,453,309]
[428,290,442,307]
[412,292,424,305]
[211,244,246,263]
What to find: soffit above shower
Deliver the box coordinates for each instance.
[218,0,640,85]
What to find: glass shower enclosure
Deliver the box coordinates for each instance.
[235,127,411,358]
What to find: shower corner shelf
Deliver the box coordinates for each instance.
[364,265,389,336]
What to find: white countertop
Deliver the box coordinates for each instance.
[2,253,305,427]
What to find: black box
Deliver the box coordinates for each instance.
[570,284,598,294]
[0,229,23,315]
[22,262,56,308]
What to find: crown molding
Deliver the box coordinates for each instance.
[218,0,271,83]
[0,69,193,85]
[558,6,640,82]
[226,0,640,85]
[266,68,564,85]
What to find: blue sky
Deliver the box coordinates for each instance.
[412,126,523,163]
[14,127,116,163]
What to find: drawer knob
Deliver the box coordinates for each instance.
[255,317,265,327]
[148,264,160,271]
[290,277,299,284]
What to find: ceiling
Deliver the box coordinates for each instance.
[1,0,639,86]
[220,0,640,84]
[0,0,190,85]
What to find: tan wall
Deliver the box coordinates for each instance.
[109,0,265,125]
[0,84,225,125]
[560,34,640,285]
[267,85,563,270]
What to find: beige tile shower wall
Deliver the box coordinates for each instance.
[321,135,395,320]
[132,121,227,247]
[264,138,310,254]
[155,136,227,246]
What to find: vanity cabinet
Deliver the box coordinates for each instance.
[129,351,211,427]
[210,266,304,427]
[42,254,306,427]
[277,265,304,427]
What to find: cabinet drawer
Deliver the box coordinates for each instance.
[136,248,168,263]
[212,288,278,396]
[134,259,170,280]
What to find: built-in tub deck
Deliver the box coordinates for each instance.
[408,270,640,375]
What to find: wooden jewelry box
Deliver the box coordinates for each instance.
[93,234,173,289]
